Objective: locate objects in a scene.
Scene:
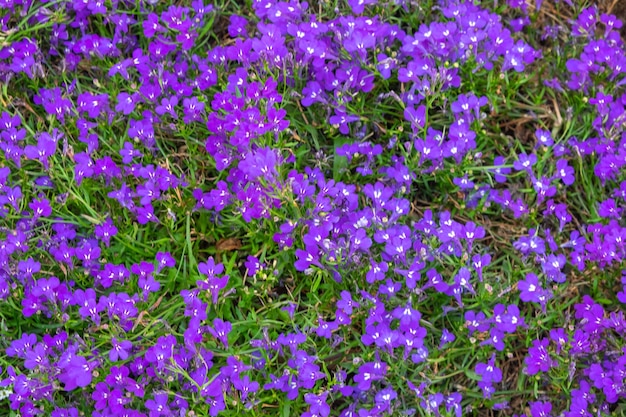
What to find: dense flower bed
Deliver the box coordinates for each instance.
[0,0,625,416]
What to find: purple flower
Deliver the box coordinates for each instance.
[24,131,58,169]
[228,15,248,38]
[514,230,545,255]
[575,296,605,333]
[238,147,281,181]
[182,97,205,124]
[207,392,226,416]
[354,360,384,391]
[336,290,359,314]
[470,253,490,282]
[525,338,555,375]
[463,221,485,245]
[5,333,37,359]
[143,13,164,38]
[453,175,475,190]
[513,153,537,172]
[73,288,100,323]
[451,93,488,122]
[316,317,338,339]
[132,261,154,279]
[465,310,489,335]
[535,129,553,147]
[156,251,176,273]
[421,393,444,415]
[198,257,224,277]
[244,255,261,277]
[502,305,525,333]
[115,92,139,115]
[176,28,198,51]
[330,109,359,135]
[518,273,543,303]
[366,260,388,284]
[24,343,48,370]
[376,53,395,79]
[31,276,60,302]
[207,318,232,348]
[74,152,95,185]
[145,392,171,416]
[197,259,229,304]
[347,0,377,14]
[439,328,456,348]
[437,393,459,417]
[232,375,259,401]
[94,218,118,247]
[404,105,426,132]
[438,215,463,244]
[305,391,330,417]
[34,88,72,123]
[281,302,297,319]
[480,328,506,351]
[0,112,21,130]
[476,354,502,383]
[136,204,159,224]
[155,96,179,119]
[301,81,325,107]
[92,382,111,410]
[529,401,552,417]
[138,275,160,300]
[554,159,575,185]
[119,142,143,164]
[109,338,132,362]
[29,194,52,218]
[350,228,372,252]
[58,355,93,390]
[374,387,397,412]
[104,364,131,388]
[298,362,326,390]
[597,198,622,219]
[221,356,251,380]
[5,185,22,211]
[18,258,40,280]
[410,346,429,364]
[145,335,176,369]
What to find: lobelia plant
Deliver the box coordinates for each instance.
[0,0,625,416]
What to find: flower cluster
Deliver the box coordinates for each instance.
[0,0,625,416]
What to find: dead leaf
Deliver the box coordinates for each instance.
[216,238,242,252]
[132,310,149,332]
[149,293,165,312]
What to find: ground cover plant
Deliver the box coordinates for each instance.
[0,0,625,415]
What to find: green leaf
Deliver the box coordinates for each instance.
[224,251,238,275]
[186,212,196,270]
[465,370,481,381]
[311,270,323,293]
[333,137,351,182]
